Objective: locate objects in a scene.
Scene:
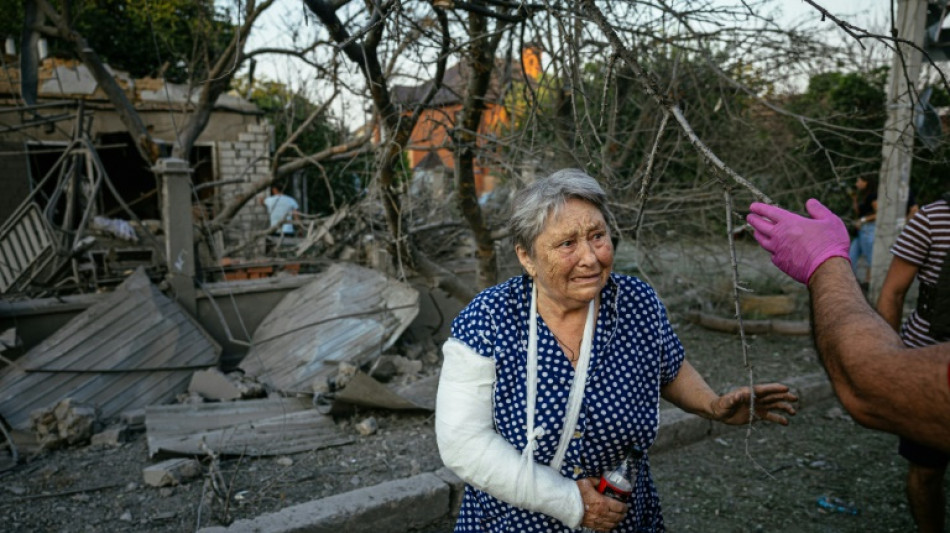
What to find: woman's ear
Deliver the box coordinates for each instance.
[515,245,535,278]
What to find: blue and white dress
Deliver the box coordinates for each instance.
[449,273,685,532]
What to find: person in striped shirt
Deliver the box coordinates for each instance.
[877,195,950,533]
[745,199,950,457]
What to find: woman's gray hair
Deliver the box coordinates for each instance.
[509,168,612,255]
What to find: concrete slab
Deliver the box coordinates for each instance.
[198,472,449,533]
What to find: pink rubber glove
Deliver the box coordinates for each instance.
[746,198,851,285]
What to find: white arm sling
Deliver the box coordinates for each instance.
[435,284,596,528]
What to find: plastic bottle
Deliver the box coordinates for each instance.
[595,445,644,503]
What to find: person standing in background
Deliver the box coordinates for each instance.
[876,194,950,533]
[260,186,300,236]
[850,176,878,290]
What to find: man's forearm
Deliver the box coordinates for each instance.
[809,258,950,451]
[810,258,901,383]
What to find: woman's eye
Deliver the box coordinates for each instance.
[558,240,574,248]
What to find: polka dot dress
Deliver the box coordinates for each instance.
[450,273,684,532]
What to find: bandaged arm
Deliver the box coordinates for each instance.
[435,338,584,528]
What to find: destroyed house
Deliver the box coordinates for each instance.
[389,45,543,200]
[0,57,273,275]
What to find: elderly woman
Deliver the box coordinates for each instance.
[436,169,798,532]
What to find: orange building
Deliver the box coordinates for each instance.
[391,46,542,198]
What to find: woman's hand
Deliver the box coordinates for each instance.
[712,383,798,426]
[576,477,628,531]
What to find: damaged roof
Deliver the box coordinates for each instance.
[0,58,258,113]
[0,268,221,430]
[239,263,419,394]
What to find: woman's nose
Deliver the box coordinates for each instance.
[577,239,596,263]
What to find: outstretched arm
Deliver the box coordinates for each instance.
[747,199,950,452]
[809,258,950,452]
[661,360,797,426]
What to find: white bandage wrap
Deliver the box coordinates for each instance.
[435,338,584,528]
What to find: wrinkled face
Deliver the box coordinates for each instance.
[516,198,614,312]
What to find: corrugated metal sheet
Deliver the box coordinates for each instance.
[239,263,419,393]
[0,268,220,430]
[145,397,353,457]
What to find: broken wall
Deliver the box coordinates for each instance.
[215,123,272,255]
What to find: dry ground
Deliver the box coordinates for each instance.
[4,326,929,533]
[1,240,939,532]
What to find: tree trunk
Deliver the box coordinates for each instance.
[454,8,505,290]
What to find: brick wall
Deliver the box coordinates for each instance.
[216,122,272,256]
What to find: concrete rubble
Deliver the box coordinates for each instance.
[143,458,202,487]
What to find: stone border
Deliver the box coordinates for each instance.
[198,372,832,533]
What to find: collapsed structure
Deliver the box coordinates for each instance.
[0,57,441,470]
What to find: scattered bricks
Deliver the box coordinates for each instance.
[90,425,128,447]
[120,409,146,431]
[29,408,58,444]
[30,399,99,449]
[188,368,241,401]
[143,458,202,487]
[246,266,273,279]
[59,403,97,445]
[223,269,249,281]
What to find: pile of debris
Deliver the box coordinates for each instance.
[0,261,438,485]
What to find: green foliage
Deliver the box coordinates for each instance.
[241,78,365,215]
[2,0,235,83]
[786,70,887,215]
[786,69,948,213]
[0,4,22,44]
